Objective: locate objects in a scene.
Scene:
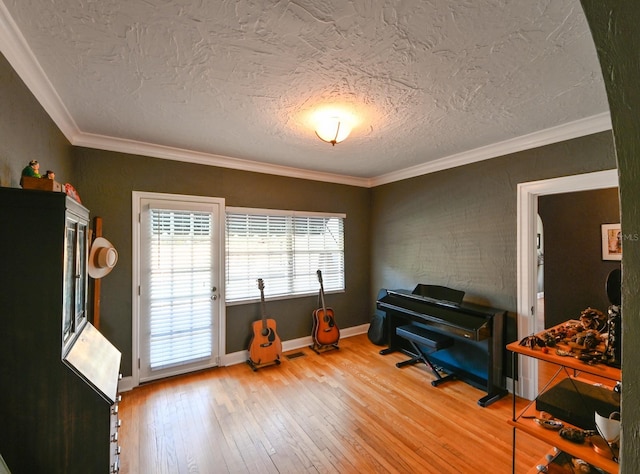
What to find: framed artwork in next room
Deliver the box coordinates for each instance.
[601,223,622,261]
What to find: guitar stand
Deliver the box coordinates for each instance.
[246,357,281,372]
[309,342,339,354]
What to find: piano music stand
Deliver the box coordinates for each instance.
[395,324,455,386]
[412,284,465,304]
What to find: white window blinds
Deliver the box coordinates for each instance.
[147,208,213,370]
[225,208,345,302]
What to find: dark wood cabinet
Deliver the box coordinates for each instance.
[0,187,121,473]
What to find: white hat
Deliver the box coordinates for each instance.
[88,237,119,279]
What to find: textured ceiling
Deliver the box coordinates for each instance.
[0,0,610,185]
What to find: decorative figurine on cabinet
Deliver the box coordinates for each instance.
[21,160,41,178]
[20,160,41,187]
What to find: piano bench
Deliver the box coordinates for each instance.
[395,324,456,387]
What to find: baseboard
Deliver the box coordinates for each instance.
[118,376,136,393]
[505,376,514,395]
[119,323,371,392]
[221,323,370,367]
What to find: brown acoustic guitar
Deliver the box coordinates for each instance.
[248,278,282,370]
[312,269,340,348]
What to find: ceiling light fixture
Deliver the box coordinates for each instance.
[315,116,352,146]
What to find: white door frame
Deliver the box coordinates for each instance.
[131,191,226,388]
[516,169,618,400]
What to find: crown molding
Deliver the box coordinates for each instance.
[369,112,613,187]
[73,132,372,187]
[1,1,611,189]
[74,113,613,189]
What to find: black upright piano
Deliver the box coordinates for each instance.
[376,286,507,407]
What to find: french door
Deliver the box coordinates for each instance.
[135,192,225,383]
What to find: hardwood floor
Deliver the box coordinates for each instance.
[119,334,549,473]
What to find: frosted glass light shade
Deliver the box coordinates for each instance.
[315,117,352,145]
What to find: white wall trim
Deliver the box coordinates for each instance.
[62,113,617,189]
[0,4,611,189]
[74,132,373,188]
[119,324,369,392]
[215,323,370,367]
[516,169,618,400]
[371,113,612,187]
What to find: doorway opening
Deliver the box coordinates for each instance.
[516,169,618,400]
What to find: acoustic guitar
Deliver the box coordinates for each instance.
[312,269,340,348]
[248,278,282,369]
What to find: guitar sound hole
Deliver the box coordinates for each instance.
[261,328,269,337]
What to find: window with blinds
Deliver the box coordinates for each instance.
[147,208,214,370]
[225,208,345,303]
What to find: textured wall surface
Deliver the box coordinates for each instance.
[71,147,372,371]
[370,132,616,313]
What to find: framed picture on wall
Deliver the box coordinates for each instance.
[602,223,622,261]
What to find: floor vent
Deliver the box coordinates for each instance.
[285,351,306,360]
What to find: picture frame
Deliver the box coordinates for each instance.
[601,223,622,261]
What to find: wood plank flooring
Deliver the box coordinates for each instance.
[119,334,549,473]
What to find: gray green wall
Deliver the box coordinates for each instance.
[70,148,372,372]
[0,53,73,187]
[370,132,617,313]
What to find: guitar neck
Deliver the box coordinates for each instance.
[320,282,327,312]
[260,292,268,329]
[258,279,268,329]
[317,270,327,312]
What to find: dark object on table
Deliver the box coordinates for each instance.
[536,378,620,431]
[519,334,545,349]
[559,427,587,444]
[534,418,564,430]
[606,268,621,306]
[578,307,606,332]
[604,269,622,368]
